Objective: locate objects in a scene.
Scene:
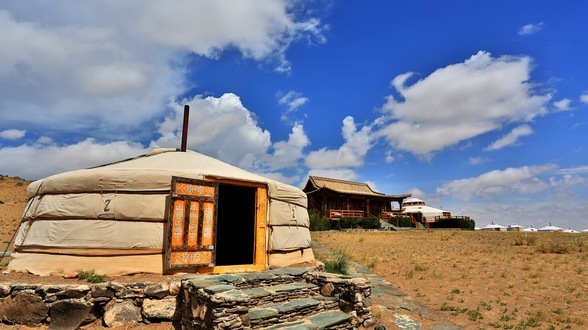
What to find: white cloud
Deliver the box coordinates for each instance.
[0,129,25,140]
[376,51,551,157]
[265,122,310,170]
[154,93,272,167]
[385,150,395,163]
[553,98,571,111]
[468,156,490,165]
[0,139,148,179]
[278,91,309,121]
[0,2,324,140]
[278,91,309,112]
[305,116,374,169]
[308,168,358,182]
[437,164,557,201]
[556,165,588,175]
[517,22,544,36]
[0,92,312,181]
[153,93,311,176]
[580,92,588,104]
[484,125,533,151]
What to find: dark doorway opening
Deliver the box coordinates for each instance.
[215,184,256,266]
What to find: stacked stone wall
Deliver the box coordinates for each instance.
[0,269,373,329]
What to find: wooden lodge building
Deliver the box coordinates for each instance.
[303,176,411,220]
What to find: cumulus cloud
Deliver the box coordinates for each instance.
[0,1,324,140]
[581,92,588,104]
[518,22,544,36]
[0,129,25,140]
[437,164,557,201]
[152,93,311,178]
[154,93,272,167]
[305,116,374,169]
[553,98,571,111]
[375,51,551,157]
[485,125,533,151]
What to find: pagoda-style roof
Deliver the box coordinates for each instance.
[303,176,411,199]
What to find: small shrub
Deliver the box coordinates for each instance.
[431,218,475,230]
[339,217,362,229]
[536,241,570,254]
[309,208,330,231]
[78,269,108,283]
[397,217,412,227]
[467,309,484,321]
[359,217,381,229]
[513,233,537,246]
[322,249,350,275]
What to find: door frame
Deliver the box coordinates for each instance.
[198,177,268,274]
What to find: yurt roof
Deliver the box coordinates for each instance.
[538,224,563,231]
[404,197,425,204]
[26,148,306,206]
[402,205,448,218]
[482,223,506,229]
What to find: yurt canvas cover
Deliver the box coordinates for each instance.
[9,149,314,276]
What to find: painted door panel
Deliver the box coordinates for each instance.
[164,177,218,271]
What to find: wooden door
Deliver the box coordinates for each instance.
[164,177,218,271]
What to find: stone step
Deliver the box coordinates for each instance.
[263,310,354,330]
[241,282,320,306]
[249,297,340,328]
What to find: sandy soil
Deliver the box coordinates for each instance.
[312,230,588,329]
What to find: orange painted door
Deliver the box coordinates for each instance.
[165,177,218,271]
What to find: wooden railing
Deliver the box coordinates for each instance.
[328,209,365,220]
[433,215,471,221]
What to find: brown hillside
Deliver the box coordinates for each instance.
[0,175,30,260]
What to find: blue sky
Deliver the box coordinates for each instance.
[1,1,587,230]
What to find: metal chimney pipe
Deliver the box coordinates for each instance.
[181,105,190,152]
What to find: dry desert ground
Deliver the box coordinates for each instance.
[312,230,588,329]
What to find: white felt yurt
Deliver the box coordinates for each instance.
[8,148,314,276]
[401,197,452,223]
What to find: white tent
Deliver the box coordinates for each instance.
[480,222,506,231]
[402,197,452,222]
[507,224,524,232]
[9,149,315,276]
[538,224,563,232]
[523,226,538,232]
[563,228,579,233]
[583,229,588,233]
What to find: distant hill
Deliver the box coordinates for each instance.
[0,175,31,259]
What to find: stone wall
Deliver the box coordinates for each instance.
[0,280,181,328]
[0,269,373,329]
